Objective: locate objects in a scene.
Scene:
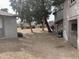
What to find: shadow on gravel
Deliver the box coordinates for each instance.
[0,32,78,59]
[0,38,21,53]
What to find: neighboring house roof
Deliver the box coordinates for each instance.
[53,9,63,23]
[0,10,17,17]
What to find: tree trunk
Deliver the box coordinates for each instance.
[41,21,44,31]
[29,22,33,33]
[44,17,52,32]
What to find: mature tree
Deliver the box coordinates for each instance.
[10,0,54,32]
[40,0,52,32]
[22,1,35,32]
[52,0,65,7]
[33,0,45,31]
[10,0,34,32]
[10,0,17,12]
[34,0,65,32]
[33,0,53,32]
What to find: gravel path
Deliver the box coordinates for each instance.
[0,28,78,59]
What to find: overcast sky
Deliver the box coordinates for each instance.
[0,0,54,21]
[0,0,15,14]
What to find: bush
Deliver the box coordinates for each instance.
[17,32,23,37]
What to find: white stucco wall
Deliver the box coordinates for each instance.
[64,0,79,20]
[0,16,4,37]
[64,0,79,48]
[63,0,79,40]
[0,17,2,28]
[4,16,17,38]
[77,16,79,49]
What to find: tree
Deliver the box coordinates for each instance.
[22,1,34,32]
[10,0,35,32]
[10,0,53,32]
[39,0,52,32]
[32,0,52,32]
[33,1,45,31]
[52,0,65,7]
[10,0,17,12]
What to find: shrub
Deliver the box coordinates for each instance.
[17,32,23,37]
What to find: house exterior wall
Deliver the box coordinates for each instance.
[64,0,77,40]
[0,16,4,37]
[53,9,63,35]
[69,20,77,48]
[54,10,63,22]
[77,16,79,49]
[63,0,79,48]
[64,0,79,20]
[4,16,17,38]
[57,21,63,31]
[0,17,3,28]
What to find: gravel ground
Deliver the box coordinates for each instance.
[0,28,78,59]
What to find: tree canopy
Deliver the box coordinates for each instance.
[10,0,65,32]
[52,0,65,7]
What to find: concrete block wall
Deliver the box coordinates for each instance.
[4,16,17,38]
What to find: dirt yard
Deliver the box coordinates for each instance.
[0,28,78,59]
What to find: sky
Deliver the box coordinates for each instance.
[0,0,15,14]
[0,0,54,22]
